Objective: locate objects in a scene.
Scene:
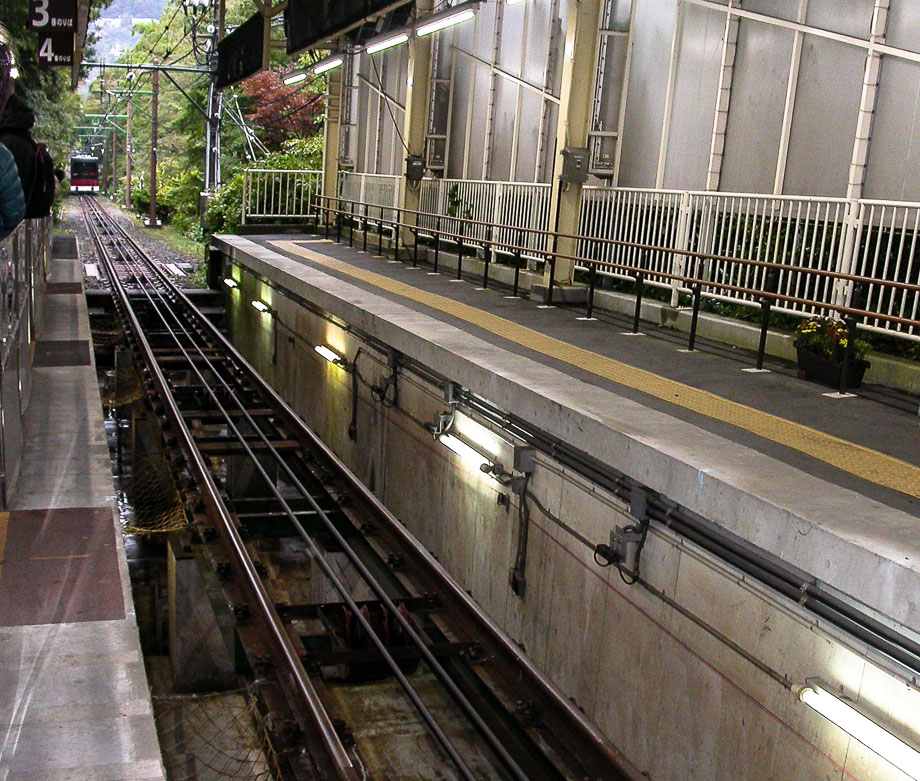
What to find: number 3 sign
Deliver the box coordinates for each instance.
[30,0,76,67]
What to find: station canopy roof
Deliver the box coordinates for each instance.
[284,0,413,55]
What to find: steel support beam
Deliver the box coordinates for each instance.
[546,0,604,286]
[321,58,346,209]
[398,0,434,248]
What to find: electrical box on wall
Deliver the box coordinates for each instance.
[560,147,589,184]
[405,155,425,182]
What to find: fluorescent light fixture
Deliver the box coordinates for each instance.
[222,277,238,288]
[439,434,491,470]
[313,55,344,75]
[366,31,410,55]
[506,0,526,5]
[282,71,308,85]
[415,3,478,37]
[799,681,920,779]
[251,300,271,313]
[315,344,346,367]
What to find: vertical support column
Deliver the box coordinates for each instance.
[835,0,888,306]
[773,0,809,195]
[149,62,159,228]
[322,59,346,221]
[847,0,888,203]
[398,0,434,249]
[124,96,132,210]
[481,1,505,180]
[546,0,604,288]
[655,0,685,189]
[705,1,741,192]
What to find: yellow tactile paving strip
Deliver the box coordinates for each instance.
[273,240,920,499]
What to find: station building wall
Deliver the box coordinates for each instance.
[346,0,920,202]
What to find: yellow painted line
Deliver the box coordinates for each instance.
[272,240,920,499]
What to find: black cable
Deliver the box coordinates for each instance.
[524,485,595,551]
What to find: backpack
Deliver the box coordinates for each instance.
[25,142,56,219]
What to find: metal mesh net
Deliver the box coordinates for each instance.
[152,688,280,780]
[122,453,190,535]
[101,363,145,407]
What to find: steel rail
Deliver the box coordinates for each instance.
[82,200,532,780]
[82,199,362,781]
[95,234,487,780]
[190,251,641,777]
[87,199,642,779]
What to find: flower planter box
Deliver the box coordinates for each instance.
[796,347,870,389]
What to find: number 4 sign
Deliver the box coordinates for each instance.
[37,33,74,67]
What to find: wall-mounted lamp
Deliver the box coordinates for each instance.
[415,2,479,37]
[366,31,410,55]
[251,299,271,313]
[282,70,308,86]
[798,680,920,779]
[313,55,344,75]
[315,344,347,368]
[438,433,492,471]
[222,277,238,289]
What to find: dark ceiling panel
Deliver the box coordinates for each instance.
[285,0,410,55]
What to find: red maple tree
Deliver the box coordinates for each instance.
[241,70,323,148]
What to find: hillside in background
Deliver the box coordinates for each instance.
[91,0,170,61]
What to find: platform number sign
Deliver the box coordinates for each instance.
[30,0,76,67]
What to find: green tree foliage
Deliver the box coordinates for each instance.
[206,136,323,234]
[86,0,326,241]
[0,0,112,159]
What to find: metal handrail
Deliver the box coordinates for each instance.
[313,194,920,332]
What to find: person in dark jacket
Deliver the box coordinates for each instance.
[0,36,24,239]
[0,93,36,200]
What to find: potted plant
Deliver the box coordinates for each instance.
[793,315,872,388]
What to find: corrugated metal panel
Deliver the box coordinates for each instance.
[863,57,920,202]
[490,78,517,181]
[741,0,798,23]
[661,3,722,191]
[515,90,543,181]
[805,0,874,40]
[618,0,678,187]
[720,19,794,194]
[783,36,862,197]
[885,1,920,53]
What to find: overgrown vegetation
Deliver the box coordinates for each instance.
[81,0,326,249]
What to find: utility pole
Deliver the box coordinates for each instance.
[125,94,133,210]
[149,61,159,228]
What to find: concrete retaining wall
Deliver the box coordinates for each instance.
[214,235,920,781]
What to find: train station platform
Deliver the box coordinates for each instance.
[0,235,164,779]
[213,230,920,648]
[225,231,920,513]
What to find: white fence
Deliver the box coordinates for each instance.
[851,200,920,340]
[244,167,920,342]
[578,188,920,340]
[241,169,323,224]
[417,178,552,256]
[338,172,401,222]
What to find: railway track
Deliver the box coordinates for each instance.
[81,195,641,780]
